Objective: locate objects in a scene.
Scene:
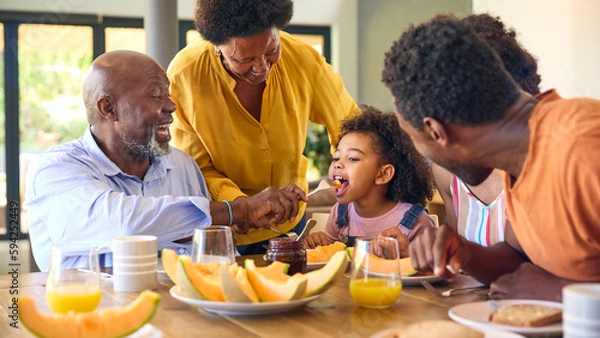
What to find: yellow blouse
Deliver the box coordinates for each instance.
[167,31,357,245]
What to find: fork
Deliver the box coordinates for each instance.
[306,179,341,198]
[421,280,487,297]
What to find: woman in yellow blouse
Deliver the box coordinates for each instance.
[167,0,357,253]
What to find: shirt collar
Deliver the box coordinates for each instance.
[82,126,175,179]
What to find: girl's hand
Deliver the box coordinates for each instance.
[379,227,410,258]
[303,231,330,249]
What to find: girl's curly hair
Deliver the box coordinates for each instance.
[194,0,293,45]
[337,105,433,206]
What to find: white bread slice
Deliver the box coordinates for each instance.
[489,304,562,327]
[379,319,484,338]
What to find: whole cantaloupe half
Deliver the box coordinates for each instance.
[19,290,159,338]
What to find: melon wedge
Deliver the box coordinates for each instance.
[161,248,179,283]
[245,259,308,302]
[400,257,418,277]
[262,260,290,274]
[176,255,224,301]
[303,250,349,297]
[220,264,259,303]
[356,253,417,277]
[19,290,159,338]
[307,241,347,262]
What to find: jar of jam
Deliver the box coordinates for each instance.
[265,237,307,275]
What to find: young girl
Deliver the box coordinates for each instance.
[304,105,434,256]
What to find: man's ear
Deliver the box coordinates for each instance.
[375,163,395,185]
[97,96,116,120]
[423,117,449,147]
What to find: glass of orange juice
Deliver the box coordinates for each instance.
[349,236,402,308]
[46,247,101,313]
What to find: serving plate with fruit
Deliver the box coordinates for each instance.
[162,248,348,315]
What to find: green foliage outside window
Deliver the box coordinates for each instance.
[19,51,92,150]
[303,122,333,178]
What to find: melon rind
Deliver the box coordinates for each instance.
[303,250,349,297]
[19,290,159,338]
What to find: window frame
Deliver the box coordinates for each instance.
[0,11,331,240]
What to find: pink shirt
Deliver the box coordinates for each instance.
[324,202,435,243]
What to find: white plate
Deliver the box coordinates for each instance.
[370,326,524,338]
[448,299,563,336]
[170,286,322,315]
[402,274,445,286]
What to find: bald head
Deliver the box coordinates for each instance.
[82,50,166,124]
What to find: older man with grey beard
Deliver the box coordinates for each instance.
[26,50,306,271]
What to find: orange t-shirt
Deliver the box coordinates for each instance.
[504,89,600,281]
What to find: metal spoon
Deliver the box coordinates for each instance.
[295,218,317,241]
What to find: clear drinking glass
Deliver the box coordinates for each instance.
[46,247,101,313]
[191,226,235,264]
[349,236,403,308]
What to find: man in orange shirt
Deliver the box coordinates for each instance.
[382,15,600,301]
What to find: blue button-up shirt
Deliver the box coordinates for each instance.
[25,127,212,271]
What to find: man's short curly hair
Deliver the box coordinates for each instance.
[462,13,541,95]
[194,0,294,45]
[382,15,521,130]
[337,105,433,206]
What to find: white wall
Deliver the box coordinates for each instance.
[358,0,472,110]
[474,0,600,99]
[0,0,359,99]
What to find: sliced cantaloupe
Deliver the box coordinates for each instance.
[220,264,259,303]
[400,257,417,277]
[356,253,417,277]
[19,290,159,338]
[176,255,225,301]
[303,250,349,297]
[307,241,347,262]
[161,248,179,283]
[345,247,354,261]
[162,248,224,285]
[261,260,290,274]
[245,259,307,302]
[195,262,221,275]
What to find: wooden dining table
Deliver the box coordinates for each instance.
[0,255,490,337]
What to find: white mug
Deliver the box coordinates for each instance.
[91,235,158,292]
[563,283,600,338]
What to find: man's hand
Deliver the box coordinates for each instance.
[408,225,471,279]
[303,231,330,249]
[489,262,575,302]
[244,184,307,229]
[379,227,410,258]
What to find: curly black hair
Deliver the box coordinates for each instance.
[462,13,541,95]
[337,105,433,206]
[382,15,521,130]
[194,0,294,45]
